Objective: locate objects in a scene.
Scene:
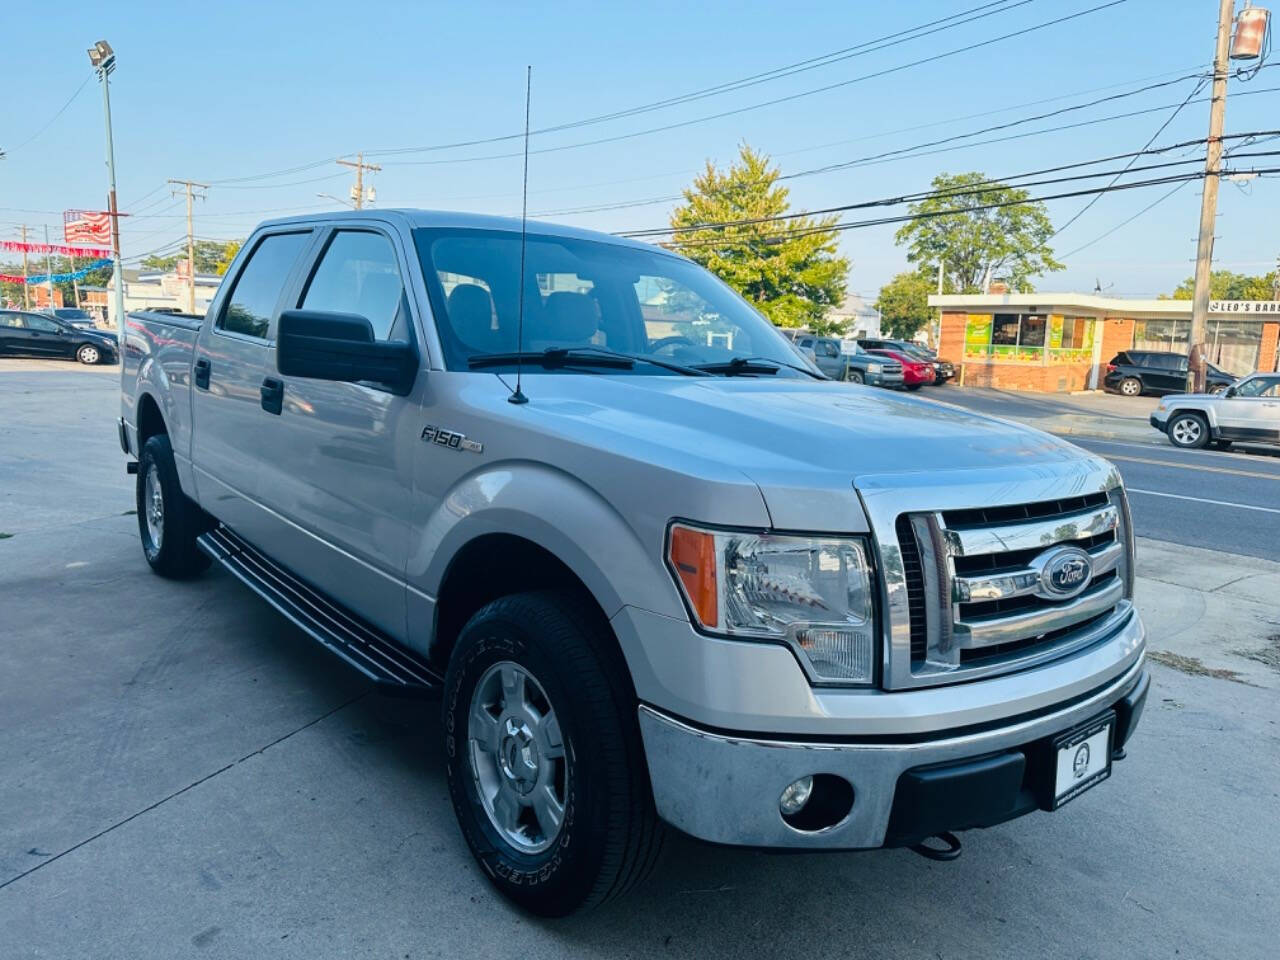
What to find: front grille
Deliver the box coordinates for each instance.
[895,515,928,662]
[896,488,1130,682]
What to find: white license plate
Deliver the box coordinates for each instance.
[1052,713,1114,808]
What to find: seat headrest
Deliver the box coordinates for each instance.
[447,283,498,351]
[536,292,598,344]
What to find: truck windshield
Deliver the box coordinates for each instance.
[413,227,815,377]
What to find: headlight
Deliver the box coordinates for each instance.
[867,363,881,373]
[666,523,877,684]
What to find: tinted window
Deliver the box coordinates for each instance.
[219,232,309,339]
[0,313,22,329]
[819,340,839,358]
[1236,376,1280,398]
[1146,354,1184,370]
[301,230,407,341]
[24,314,59,333]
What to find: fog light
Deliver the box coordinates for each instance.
[779,776,814,815]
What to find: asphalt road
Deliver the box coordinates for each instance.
[2,363,1278,958]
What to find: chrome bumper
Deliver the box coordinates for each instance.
[639,654,1146,849]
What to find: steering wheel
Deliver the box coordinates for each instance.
[649,335,695,355]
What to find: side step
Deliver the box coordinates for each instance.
[197,526,443,698]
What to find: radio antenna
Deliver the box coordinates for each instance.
[508,65,533,406]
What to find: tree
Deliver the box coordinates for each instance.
[214,240,242,275]
[875,269,942,340]
[141,239,240,274]
[669,143,849,333]
[1168,268,1277,301]
[894,172,1063,293]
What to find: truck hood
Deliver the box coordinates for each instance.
[514,374,1108,530]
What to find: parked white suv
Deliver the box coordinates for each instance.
[1149,372,1280,448]
[120,209,1149,915]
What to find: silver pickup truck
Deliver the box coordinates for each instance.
[119,209,1148,916]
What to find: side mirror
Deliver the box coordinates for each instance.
[1223,385,1237,398]
[277,310,417,395]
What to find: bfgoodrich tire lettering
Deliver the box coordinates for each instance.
[137,434,212,578]
[443,591,664,916]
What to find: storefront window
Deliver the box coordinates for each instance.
[1132,319,1260,374]
[965,313,1093,363]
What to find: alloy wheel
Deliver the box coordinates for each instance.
[1171,417,1202,446]
[468,661,567,854]
[144,462,164,550]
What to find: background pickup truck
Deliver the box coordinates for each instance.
[782,329,904,387]
[120,209,1149,916]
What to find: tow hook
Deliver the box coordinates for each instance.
[910,831,963,862]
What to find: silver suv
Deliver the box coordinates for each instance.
[1150,372,1280,448]
[120,209,1148,915]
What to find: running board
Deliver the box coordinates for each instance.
[197,526,442,698]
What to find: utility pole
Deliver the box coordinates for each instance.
[336,153,380,210]
[44,225,55,309]
[934,258,945,348]
[19,225,30,308]
[1188,0,1235,393]
[168,178,208,314]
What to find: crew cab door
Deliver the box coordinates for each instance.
[256,224,420,639]
[1216,375,1280,443]
[190,229,314,545]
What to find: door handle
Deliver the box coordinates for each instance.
[194,357,211,389]
[260,377,284,415]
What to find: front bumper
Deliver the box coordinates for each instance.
[868,371,904,388]
[1149,412,1168,431]
[639,659,1148,850]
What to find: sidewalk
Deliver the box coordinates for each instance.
[1135,536,1280,689]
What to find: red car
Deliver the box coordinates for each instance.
[867,349,935,390]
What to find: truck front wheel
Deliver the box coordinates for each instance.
[443,591,664,915]
[846,370,864,384]
[137,434,212,578]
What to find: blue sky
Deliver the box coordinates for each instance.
[3,0,1277,300]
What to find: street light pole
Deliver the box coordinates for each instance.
[1187,0,1235,393]
[89,41,126,342]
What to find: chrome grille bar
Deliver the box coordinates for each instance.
[954,577,1125,650]
[953,538,1123,604]
[943,503,1118,557]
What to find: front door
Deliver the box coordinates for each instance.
[1216,375,1280,443]
[190,229,314,546]
[257,224,420,640]
[20,313,69,357]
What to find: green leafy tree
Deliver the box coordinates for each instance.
[874,269,947,340]
[895,172,1064,293]
[142,239,239,274]
[669,144,849,334]
[1169,269,1277,300]
[214,240,243,275]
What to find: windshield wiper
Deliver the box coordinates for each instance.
[467,346,710,376]
[693,355,826,379]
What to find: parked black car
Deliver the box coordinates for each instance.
[858,337,955,383]
[1103,350,1235,397]
[0,309,118,364]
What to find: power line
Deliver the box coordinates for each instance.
[367,0,1039,158]
[1058,180,1194,258]
[378,1,1128,168]
[3,75,93,154]
[1051,75,1209,238]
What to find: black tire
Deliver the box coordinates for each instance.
[1119,377,1143,397]
[1211,439,1233,450]
[846,370,864,384]
[905,383,923,391]
[1167,412,1210,449]
[443,591,664,916]
[137,434,212,578]
[76,343,101,364]
[1208,383,1227,395]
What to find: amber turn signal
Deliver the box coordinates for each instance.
[668,525,718,628]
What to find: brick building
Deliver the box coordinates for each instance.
[929,293,1280,393]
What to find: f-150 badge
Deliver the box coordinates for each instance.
[421,424,483,454]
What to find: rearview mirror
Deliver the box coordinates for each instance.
[277,310,417,395]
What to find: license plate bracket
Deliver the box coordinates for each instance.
[1051,710,1115,809]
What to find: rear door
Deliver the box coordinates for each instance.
[191,228,314,545]
[0,313,29,355]
[257,223,420,639]
[1215,375,1280,443]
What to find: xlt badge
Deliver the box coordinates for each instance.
[421,424,483,454]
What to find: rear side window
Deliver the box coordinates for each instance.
[218,232,310,339]
[301,230,408,342]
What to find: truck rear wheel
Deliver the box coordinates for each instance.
[442,591,664,915]
[137,434,212,578]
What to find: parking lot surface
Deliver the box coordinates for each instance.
[2,366,1277,959]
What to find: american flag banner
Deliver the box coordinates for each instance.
[64,209,112,246]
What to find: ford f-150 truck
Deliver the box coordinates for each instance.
[119,210,1148,916]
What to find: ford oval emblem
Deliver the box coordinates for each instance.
[1035,546,1093,600]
